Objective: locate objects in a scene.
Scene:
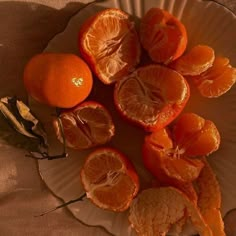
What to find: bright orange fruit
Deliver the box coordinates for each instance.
[114,64,190,132]
[173,113,221,157]
[142,128,204,184]
[53,101,115,149]
[142,113,220,185]
[140,8,187,64]
[170,45,215,76]
[129,187,212,236]
[80,147,139,212]
[190,56,236,97]
[23,53,93,108]
[78,8,141,84]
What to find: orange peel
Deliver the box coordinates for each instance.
[129,187,212,236]
[196,158,225,235]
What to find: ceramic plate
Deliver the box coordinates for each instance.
[30,0,236,235]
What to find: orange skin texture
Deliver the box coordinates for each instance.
[140,7,187,64]
[129,187,213,236]
[23,53,93,108]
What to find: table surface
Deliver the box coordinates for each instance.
[0,1,235,236]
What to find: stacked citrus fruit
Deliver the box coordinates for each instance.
[22,6,236,236]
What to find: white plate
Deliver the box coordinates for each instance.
[31,0,236,235]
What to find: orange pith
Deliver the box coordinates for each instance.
[80,147,139,212]
[170,45,215,76]
[129,187,212,236]
[53,101,115,149]
[191,56,236,97]
[114,64,190,131]
[78,8,141,84]
[140,8,187,64]
[23,53,93,108]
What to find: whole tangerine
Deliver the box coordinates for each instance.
[23,53,93,108]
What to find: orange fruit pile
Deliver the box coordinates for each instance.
[22,6,236,235]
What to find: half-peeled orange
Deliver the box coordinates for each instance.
[114,64,190,132]
[140,7,187,64]
[79,8,141,84]
[53,101,115,149]
[80,147,139,212]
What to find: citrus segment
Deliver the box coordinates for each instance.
[78,8,141,84]
[114,64,190,131]
[80,147,139,211]
[23,53,93,108]
[170,45,215,76]
[196,159,225,235]
[173,113,221,157]
[53,101,115,149]
[142,130,204,184]
[191,56,236,97]
[129,187,212,236]
[140,8,187,64]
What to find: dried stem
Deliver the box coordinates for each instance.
[35,193,87,217]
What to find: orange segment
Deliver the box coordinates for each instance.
[191,56,236,97]
[80,147,139,212]
[170,45,215,76]
[129,187,212,236]
[173,113,221,157]
[196,159,225,235]
[114,64,190,131]
[23,53,93,108]
[53,101,115,149]
[78,8,141,84]
[142,130,204,184]
[140,8,187,64]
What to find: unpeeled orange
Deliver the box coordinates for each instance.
[23,53,93,108]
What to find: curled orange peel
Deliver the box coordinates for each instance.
[129,187,212,236]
